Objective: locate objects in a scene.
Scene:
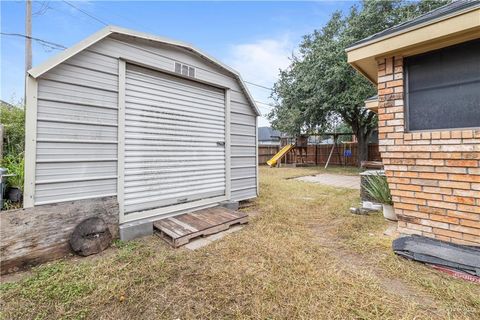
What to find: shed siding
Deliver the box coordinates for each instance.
[33,34,257,206]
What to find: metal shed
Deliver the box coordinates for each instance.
[24,26,259,238]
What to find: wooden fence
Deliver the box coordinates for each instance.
[258,143,380,166]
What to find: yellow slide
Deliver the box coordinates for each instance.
[267,144,295,167]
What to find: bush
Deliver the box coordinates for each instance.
[2,153,24,190]
[1,101,25,158]
[364,173,392,205]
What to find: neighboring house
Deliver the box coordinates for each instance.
[258,127,282,145]
[0,100,15,109]
[347,1,479,245]
[23,26,259,240]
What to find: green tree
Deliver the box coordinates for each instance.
[1,101,25,158]
[269,0,449,165]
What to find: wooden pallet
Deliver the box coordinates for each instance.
[153,207,248,247]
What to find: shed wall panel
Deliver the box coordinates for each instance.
[123,64,226,214]
[32,34,257,207]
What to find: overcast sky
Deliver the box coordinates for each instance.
[1,0,353,126]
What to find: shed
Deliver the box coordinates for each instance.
[24,26,260,239]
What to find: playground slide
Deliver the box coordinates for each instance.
[267,144,295,167]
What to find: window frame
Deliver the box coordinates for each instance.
[404,41,480,133]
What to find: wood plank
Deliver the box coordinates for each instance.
[153,206,249,247]
[1,197,119,275]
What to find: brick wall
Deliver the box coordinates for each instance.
[377,56,480,246]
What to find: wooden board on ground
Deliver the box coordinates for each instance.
[153,207,248,247]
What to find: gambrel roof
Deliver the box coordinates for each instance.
[28,25,260,116]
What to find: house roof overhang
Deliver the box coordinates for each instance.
[364,95,378,113]
[27,26,261,116]
[346,4,480,84]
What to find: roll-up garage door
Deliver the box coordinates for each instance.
[124,64,226,214]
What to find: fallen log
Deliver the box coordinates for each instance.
[1,197,118,274]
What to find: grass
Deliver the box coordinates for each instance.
[1,166,479,319]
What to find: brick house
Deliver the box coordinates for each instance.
[346,1,479,246]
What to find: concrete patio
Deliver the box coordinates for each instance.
[295,173,361,190]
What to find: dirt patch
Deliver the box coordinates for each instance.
[309,220,445,317]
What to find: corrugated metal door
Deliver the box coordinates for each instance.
[124,64,226,214]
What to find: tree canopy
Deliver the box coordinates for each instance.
[268,0,450,163]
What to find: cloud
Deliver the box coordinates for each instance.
[225,35,296,126]
[226,35,295,87]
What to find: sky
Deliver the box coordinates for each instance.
[1,0,355,126]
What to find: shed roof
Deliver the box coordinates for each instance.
[28,25,260,116]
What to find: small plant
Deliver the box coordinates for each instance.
[1,154,24,191]
[364,173,392,205]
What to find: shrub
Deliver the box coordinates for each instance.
[2,153,24,190]
[1,101,25,158]
[364,173,392,205]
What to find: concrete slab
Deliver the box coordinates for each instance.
[184,225,245,250]
[295,173,360,190]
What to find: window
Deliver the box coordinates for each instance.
[405,39,480,131]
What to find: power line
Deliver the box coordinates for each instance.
[58,0,273,107]
[62,0,108,26]
[255,100,274,109]
[1,32,66,50]
[244,81,273,91]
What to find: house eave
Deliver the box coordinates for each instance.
[346,8,480,85]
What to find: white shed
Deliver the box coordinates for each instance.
[24,26,259,238]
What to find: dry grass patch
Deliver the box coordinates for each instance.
[1,166,479,319]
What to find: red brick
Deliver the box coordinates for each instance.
[414,192,443,201]
[416,159,444,166]
[438,180,471,190]
[429,214,459,224]
[410,178,438,186]
[417,172,448,180]
[402,210,429,219]
[462,130,474,139]
[443,195,476,205]
[460,219,480,229]
[451,131,462,139]
[418,206,446,215]
[420,219,449,230]
[430,152,462,159]
[449,174,480,183]
[447,210,479,221]
[457,204,480,214]
[395,202,418,211]
[407,223,432,233]
[449,224,479,236]
[433,228,462,239]
[401,197,426,206]
[386,79,403,88]
[396,184,422,192]
[453,189,480,198]
[463,233,480,243]
[445,159,478,167]
[427,200,457,210]
[394,171,418,178]
[423,186,452,195]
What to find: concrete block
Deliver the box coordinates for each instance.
[119,221,153,241]
[220,201,239,211]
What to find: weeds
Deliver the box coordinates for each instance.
[1,166,478,319]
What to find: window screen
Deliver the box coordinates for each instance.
[405,39,480,131]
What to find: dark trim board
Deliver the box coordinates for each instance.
[153,206,248,247]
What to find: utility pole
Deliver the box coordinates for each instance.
[25,0,32,72]
[24,0,32,103]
